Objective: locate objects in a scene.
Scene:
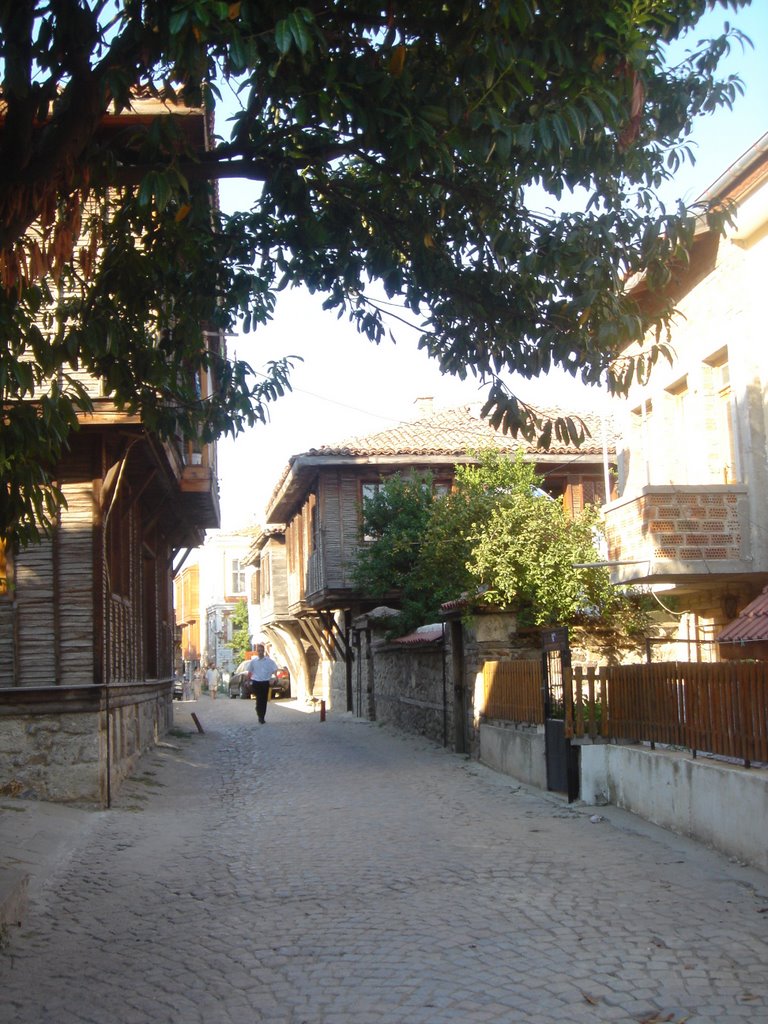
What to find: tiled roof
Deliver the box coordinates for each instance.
[391,626,444,646]
[265,400,614,521]
[306,404,613,458]
[716,587,768,643]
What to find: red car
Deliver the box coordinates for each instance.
[270,667,291,699]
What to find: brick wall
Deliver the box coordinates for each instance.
[606,486,746,565]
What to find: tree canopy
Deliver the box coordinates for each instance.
[353,451,649,650]
[226,598,251,664]
[0,0,752,545]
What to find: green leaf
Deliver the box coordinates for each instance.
[287,11,312,54]
[275,18,292,54]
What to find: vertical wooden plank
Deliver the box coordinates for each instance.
[563,664,574,738]
[587,668,597,739]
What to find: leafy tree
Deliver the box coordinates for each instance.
[352,474,438,630]
[354,450,648,644]
[226,599,251,664]
[0,0,752,545]
[463,456,614,625]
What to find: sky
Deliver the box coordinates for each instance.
[214,2,768,531]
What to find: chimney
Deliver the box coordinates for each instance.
[414,396,434,418]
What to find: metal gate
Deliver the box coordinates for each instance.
[542,627,580,801]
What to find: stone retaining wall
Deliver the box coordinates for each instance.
[0,683,172,804]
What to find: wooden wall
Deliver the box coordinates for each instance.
[1,431,176,688]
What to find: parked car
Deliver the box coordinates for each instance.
[228,658,291,700]
[270,667,291,700]
[228,660,252,699]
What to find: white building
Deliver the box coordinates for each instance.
[603,132,768,658]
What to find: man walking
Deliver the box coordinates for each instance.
[247,643,278,724]
[206,664,221,700]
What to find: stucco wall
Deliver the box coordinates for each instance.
[579,743,768,872]
[478,722,547,790]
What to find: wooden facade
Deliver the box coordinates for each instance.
[1,425,213,689]
[0,418,218,802]
[0,97,221,803]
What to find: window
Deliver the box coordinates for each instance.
[665,377,689,483]
[361,481,383,504]
[0,538,8,596]
[107,486,131,597]
[360,482,384,542]
[360,475,451,542]
[261,552,271,598]
[362,477,451,502]
[230,558,246,595]
[630,399,653,487]
[705,349,737,483]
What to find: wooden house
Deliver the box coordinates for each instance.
[0,98,220,804]
[251,401,614,707]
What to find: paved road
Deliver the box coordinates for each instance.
[2,697,767,1024]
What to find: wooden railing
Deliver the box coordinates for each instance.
[481,659,768,766]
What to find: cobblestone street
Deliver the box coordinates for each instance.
[2,697,767,1024]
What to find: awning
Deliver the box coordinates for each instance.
[716,587,768,643]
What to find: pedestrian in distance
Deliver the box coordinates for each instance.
[192,666,204,701]
[247,643,278,723]
[206,664,221,700]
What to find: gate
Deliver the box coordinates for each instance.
[542,627,580,801]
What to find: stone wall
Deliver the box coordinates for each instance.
[344,611,543,754]
[363,641,449,746]
[0,682,173,804]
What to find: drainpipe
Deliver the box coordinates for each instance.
[601,415,612,502]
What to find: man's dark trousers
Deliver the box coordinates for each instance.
[252,681,270,722]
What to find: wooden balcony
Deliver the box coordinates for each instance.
[603,484,751,585]
[179,441,220,530]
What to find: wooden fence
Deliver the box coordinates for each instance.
[482,660,768,766]
[482,660,544,725]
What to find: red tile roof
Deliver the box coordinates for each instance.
[391,626,444,646]
[265,401,614,522]
[716,587,768,643]
[306,404,614,458]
